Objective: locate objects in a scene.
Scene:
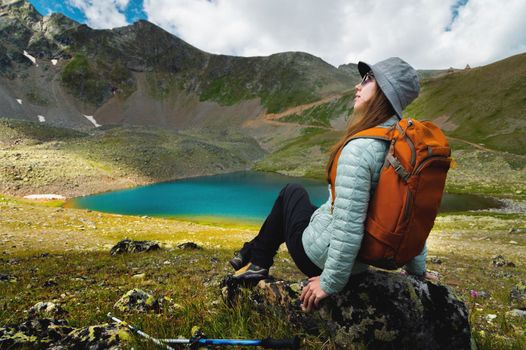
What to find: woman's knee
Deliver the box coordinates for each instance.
[282,183,307,197]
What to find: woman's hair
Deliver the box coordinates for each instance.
[325,85,396,182]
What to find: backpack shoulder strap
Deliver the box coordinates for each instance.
[329,125,395,207]
[349,125,394,142]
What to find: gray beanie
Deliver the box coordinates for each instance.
[358,57,419,119]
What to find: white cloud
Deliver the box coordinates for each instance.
[140,0,526,69]
[68,0,130,29]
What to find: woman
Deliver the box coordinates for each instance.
[230,57,430,312]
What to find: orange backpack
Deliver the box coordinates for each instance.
[329,118,451,269]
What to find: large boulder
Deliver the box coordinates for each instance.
[222,270,473,350]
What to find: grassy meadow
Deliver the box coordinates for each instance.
[0,118,525,349]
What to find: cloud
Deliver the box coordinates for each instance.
[66,0,525,69]
[68,0,130,29]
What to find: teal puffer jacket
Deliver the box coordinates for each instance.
[302,117,427,295]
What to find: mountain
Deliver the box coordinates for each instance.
[0,0,356,131]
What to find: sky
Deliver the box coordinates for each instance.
[28,0,526,69]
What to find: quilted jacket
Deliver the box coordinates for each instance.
[302,116,427,295]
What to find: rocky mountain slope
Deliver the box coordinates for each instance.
[0,0,356,132]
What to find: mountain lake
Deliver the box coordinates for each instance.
[65,171,503,224]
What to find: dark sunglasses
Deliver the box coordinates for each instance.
[360,72,375,86]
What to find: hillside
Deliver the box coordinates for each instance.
[405,53,526,155]
[0,118,265,197]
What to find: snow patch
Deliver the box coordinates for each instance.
[16,99,23,105]
[51,59,58,66]
[37,115,46,122]
[23,194,66,200]
[23,50,38,66]
[83,114,101,127]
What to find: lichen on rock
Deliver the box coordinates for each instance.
[109,238,160,255]
[221,270,473,349]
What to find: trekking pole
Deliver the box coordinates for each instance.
[108,313,300,349]
[108,313,176,350]
[158,336,300,349]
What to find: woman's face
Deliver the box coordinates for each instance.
[354,72,377,110]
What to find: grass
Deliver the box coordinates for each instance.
[0,119,265,197]
[280,93,354,128]
[0,196,525,348]
[404,52,526,155]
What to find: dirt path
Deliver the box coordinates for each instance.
[448,136,526,157]
[246,93,348,130]
[265,93,346,121]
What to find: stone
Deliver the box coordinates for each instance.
[28,302,67,319]
[110,239,160,255]
[43,279,58,287]
[429,257,442,264]
[0,273,16,283]
[507,309,526,318]
[59,323,130,349]
[177,242,202,250]
[113,288,174,313]
[222,270,473,349]
[0,302,129,349]
[491,255,515,267]
[0,318,73,349]
[510,282,526,310]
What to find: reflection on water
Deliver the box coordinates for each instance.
[66,171,502,223]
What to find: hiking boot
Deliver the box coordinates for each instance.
[229,250,251,271]
[233,263,269,282]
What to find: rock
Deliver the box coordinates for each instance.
[510,282,526,310]
[59,323,130,349]
[0,318,73,349]
[429,256,442,264]
[28,302,67,319]
[0,302,129,349]
[222,270,472,349]
[0,273,16,283]
[43,279,58,287]
[177,242,202,250]
[113,288,174,313]
[491,255,515,267]
[110,239,160,255]
[507,309,526,318]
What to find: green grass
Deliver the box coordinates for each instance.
[0,119,265,196]
[280,93,354,127]
[405,52,526,155]
[61,54,109,105]
[254,128,341,179]
[1,196,525,349]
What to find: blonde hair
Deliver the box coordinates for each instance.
[325,85,396,182]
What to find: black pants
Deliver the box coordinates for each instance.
[239,184,323,277]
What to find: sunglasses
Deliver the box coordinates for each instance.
[360,72,375,86]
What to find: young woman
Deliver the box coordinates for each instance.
[230,57,431,312]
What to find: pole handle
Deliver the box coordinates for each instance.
[261,336,300,349]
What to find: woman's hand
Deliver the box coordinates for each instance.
[300,276,328,312]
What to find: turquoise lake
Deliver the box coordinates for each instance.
[67,171,502,224]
